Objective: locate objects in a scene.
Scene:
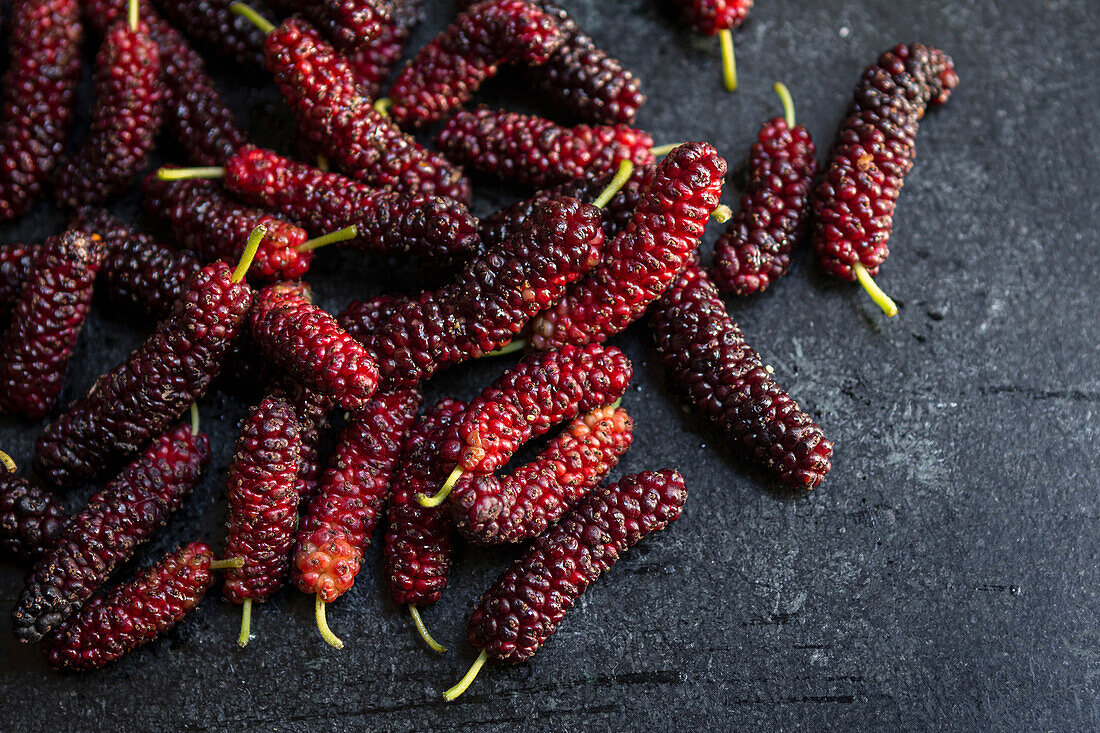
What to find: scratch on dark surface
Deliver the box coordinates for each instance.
[979,385,1100,403]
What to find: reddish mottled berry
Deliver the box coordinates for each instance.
[250,281,379,412]
[675,0,753,35]
[0,460,67,560]
[42,541,216,670]
[530,141,726,350]
[0,0,83,221]
[812,43,958,280]
[341,0,424,98]
[0,230,106,419]
[272,378,334,508]
[453,404,634,545]
[441,343,633,477]
[300,0,389,49]
[53,17,164,208]
[223,146,479,262]
[340,197,604,390]
[33,262,252,490]
[263,17,470,201]
[222,396,301,604]
[144,172,312,281]
[0,243,38,320]
[14,425,210,641]
[293,389,421,602]
[385,398,465,607]
[649,263,832,488]
[436,107,654,189]
[712,115,817,295]
[468,469,686,663]
[152,0,266,67]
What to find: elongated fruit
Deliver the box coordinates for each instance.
[0,451,67,560]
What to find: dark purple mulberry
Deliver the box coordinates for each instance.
[0,452,67,560]
[152,0,266,67]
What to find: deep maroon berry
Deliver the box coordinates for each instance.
[341,0,424,97]
[0,454,67,560]
[530,141,726,350]
[42,541,216,670]
[340,197,605,390]
[299,0,389,50]
[14,424,210,641]
[0,243,38,321]
[0,230,106,419]
[649,263,833,488]
[152,0,266,67]
[33,261,253,490]
[271,378,334,508]
[53,16,164,208]
[675,0,752,35]
[0,0,83,221]
[812,43,958,282]
[250,281,380,412]
[222,396,301,605]
[436,107,654,189]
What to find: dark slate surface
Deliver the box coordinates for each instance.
[1,0,1098,730]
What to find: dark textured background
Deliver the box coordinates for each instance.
[1,0,1098,730]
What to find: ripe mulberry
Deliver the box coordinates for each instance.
[0,452,67,560]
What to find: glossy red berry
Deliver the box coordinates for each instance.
[675,0,752,35]
[339,0,424,98]
[271,378,334,508]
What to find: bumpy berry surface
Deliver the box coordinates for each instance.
[0,469,67,560]
[436,108,654,189]
[0,230,106,419]
[530,141,726,350]
[812,43,958,280]
[675,0,752,35]
[250,282,379,412]
[300,0,389,50]
[144,172,312,282]
[222,396,300,603]
[263,18,470,201]
[0,243,38,320]
[341,0,424,98]
[43,541,215,670]
[152,0,266,67]
[82,1,247,166]
[384,398,464,607]
[712,117,817,295]
[649,263,832,488]
[224,146,479,262]
[272,378,334,507]
[72,207,202,319]
[33,262,251,490]
[0,0,83,221]
[468,469,686,662]
[14,425,210,641]
[387,0,563,128]
[293,389,421,602]
[453,404,634,545]
[341,197,604,390]
[53,19,163,208]
[440,343,632,476]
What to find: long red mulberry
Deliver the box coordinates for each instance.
[444,469,686,699]
[293,389,420,648]
[272,378,334,508]
[812,42,958,316]
[0,451,67,560]
[13,424,210,641]
[42,541,220,670]
[712,83,817,296]
[0,230,106,419]
[649,263,832,488]
[436,107,654,189]
[673,0,752,91]
[152,0,266,67]
[529,141,726,350]
[250,281,379,412]
[0,0,83,221]
[340,0,424,98]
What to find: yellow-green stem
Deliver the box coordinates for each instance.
[443,650,489,701]
[128,0,139,31]
[410,605,447,654]
[297,225,358,253]
[773,82,795,127]
[230,2,275,34]
[232,225,266,283]
[210,557,245,570]
[189,403,200,436]
[720,30,737,91]
[649,143,682,157]
[711,204,732,223]
[593,160,634,209]
[853,262,898,317]
[156,166,225,181]
[482,339,526,358]
[373,98,393,116]
[418,465,463,508]
[237,598,253,647]
[315,595,345,649]
[0,451,15,474]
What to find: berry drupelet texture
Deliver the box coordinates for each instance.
[812,43,958,282]
[340,197,605,390]
[455,469,685,696]
[675,0,753,35]
[0,456,67,560]
[33,261,252,490]
[384,398,465,608]
[293,389,421,603]
[222,396,301,605]
[262,17,470,201]
[298,0,389,50]
[387,0,564,128]
[340,0,425,98]
[53,15,164,208]
[436,108,654,189]
[441,343,633,477]
[222,146,479,262]
[144,172,312,282]
[42,541,216,670]
[0,244,39,321]
[453,403,634,545]
[0,0,83,221]
[712,98,817,295]
[152,0,266,67]
[0,231,106,419]
[272,378,334,508]
[13,425,210,641]
[530,141,726,350]
[250,281,379,412]
[650,263,832,488]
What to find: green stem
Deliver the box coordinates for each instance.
[0,451,16,474]
[156,166,225,181]
[232,225,266,283]
[418,465,463,508]
[853,262,898,317]
[189,403,200,436]
[297,225,358,253]
[410,605,447,654]
[711,204,732,223]
[209,557,244,570]
[128,0,139,31]
[237,598,253,647]
[443,650,489,701]
[373,98,392,116]
[593,160,634,209]
[230,2,275,34]
[720,29,737,92]
[773,82,795,127]
[649,143,682,157]
[482,339,526,358]
[316,595,345,650]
